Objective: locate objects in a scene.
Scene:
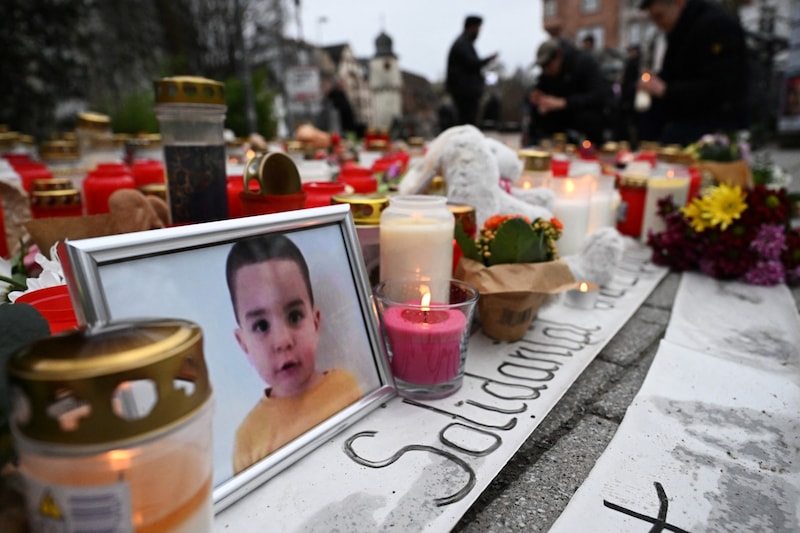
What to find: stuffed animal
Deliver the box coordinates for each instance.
[564,227,626,287]
[397,125,552,228]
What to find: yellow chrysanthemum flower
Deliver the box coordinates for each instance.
[681,197,713,232]
[704,184,747,230]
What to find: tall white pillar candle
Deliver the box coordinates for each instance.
[640,172,690,240]
[587,174,617,235]
[380,195,454,302]
[551,176,591,256]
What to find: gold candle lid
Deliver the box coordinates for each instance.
[154,76,225,106]
[618,175,649,188]
[31,189,82,207]
[331,193,389,225]
[8,318,211,446]
[518,149,551,171]
[76,111,111,132]
[139,183,167,200]
[365,139,388,151]
[601,142,619,154]
[39,140,80,161]
[32,178,74,191]
[243,152,301,195]
[0,131,19,149]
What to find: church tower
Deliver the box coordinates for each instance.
[369,31,403,131]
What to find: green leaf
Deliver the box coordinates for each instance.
[454,221,481,263]
[488,217,546,265]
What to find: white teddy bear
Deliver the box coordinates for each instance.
[398,125,553,228]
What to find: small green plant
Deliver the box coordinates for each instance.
[455,214,563,267]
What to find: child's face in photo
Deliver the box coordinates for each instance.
[233,259,321,398]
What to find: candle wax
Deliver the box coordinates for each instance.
[380,218,453,302]
[640,177,689,240]
[553,197,590,256]
[383,303,467,385]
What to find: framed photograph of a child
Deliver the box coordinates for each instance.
[60,204,395,513]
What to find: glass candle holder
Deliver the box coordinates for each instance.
[374,279,479,400]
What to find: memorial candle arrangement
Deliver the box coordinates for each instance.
[374,279,478,399]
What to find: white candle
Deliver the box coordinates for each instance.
[564,281,599,309]
[640,172,690,240]
[634,89,652,112]
[635,72,652,112]
[587,175,617,235]
[380,195,454,302]
[551,176,591,257]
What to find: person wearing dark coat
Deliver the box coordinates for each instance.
[617,44,642,144]
[326,79,357,135]
[446,15,498,126]
[637,0,749,146]
[527,38,613,145]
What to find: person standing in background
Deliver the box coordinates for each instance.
[446,15,498,126]
[636,0,749,145]
[617,44,642,146]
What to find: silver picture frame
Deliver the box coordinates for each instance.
[60,204,395,513]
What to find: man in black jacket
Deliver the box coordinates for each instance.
[637,0,749,145]
[446,15,498,126]
[526,38,612,145]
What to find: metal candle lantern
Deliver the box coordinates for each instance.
[7,318,214,533]
[154,76,228,224]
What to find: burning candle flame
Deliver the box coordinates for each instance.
[582,140,592,150]
[108,449,134,471]
[421,290,431,323]
[641,72,651,83]
[421,291,431,310]
[565,178,575,195]
[579,281,589,293]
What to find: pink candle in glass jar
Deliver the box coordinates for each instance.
[383,294,466,385]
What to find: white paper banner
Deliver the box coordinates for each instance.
[549,273,800,532]
[215,242,668,532]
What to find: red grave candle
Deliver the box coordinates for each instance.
[382,294,467,385]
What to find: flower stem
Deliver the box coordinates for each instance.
[0,274,27,291]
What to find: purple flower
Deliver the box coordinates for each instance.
[741,260,786,286]
[750,224,787,261]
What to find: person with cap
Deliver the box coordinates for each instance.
[636,0,749,145]
[446,15,499,126]
[526,37,612,145]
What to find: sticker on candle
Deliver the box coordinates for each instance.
[564,281,599,310]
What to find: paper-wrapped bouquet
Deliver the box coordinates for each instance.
[454,214,577,341]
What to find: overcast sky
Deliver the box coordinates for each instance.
[285,0,548,82]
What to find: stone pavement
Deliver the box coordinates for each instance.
[452,272,680,532]
[451,132,800,532]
